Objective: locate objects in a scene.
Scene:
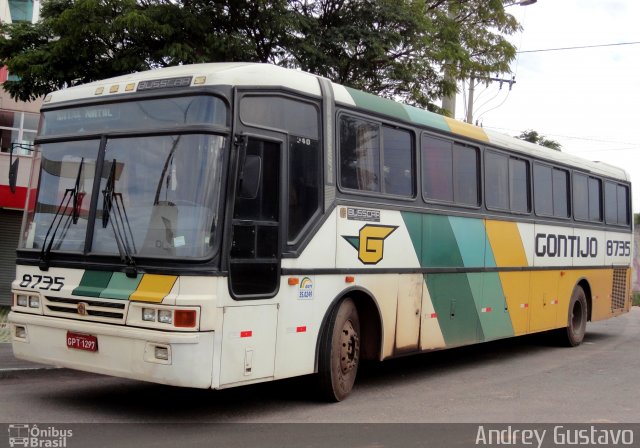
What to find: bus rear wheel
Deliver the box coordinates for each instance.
[317,298,360,402]
[557,285,588,347]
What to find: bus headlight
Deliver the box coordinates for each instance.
[16,295,28,307]
[158,310,173,324]
[28,296,40,308]
[142,308,156,322]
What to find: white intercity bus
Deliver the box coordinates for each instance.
[9,63,633,401]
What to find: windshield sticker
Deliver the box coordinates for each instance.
[173,236,186,248]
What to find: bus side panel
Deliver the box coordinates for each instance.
[486,220,532,336]
[529,270,560,332]
[498,272,530,335]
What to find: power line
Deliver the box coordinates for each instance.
[517,41,640,53]
[484,125,640,146]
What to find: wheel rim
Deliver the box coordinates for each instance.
[570,299,583,334]
[340,320,359,374]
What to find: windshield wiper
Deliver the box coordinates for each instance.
[102,159,138,277]
[39,157,85,271]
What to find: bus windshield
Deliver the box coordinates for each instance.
[21,96,228,260]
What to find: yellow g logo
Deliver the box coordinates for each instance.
[343,225,397,265]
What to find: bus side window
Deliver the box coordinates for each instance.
[288,137,321,243]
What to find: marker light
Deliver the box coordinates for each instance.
[142,308,156,322]
[28,296,40,308]
[16,295,28,307]
[158,310,173,324]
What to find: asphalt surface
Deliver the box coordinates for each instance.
[0,308,638,425]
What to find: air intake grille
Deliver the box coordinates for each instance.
[44,296,127,324]
[611,268,627,311]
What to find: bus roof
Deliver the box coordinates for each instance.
[46,62,629,182]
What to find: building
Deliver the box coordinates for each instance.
[0,0,42,305]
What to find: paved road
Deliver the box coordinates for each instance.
[1,308,639,425]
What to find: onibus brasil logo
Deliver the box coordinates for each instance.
[342,224,397,265]
[8,424,73,447]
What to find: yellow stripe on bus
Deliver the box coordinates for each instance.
[443,117,490,142]
[129,274,178,303]
[499,271,530,336]
[485,220,528,267]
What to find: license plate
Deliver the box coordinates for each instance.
[66,331,98,352]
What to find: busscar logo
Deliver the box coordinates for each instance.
[343,224,397,265]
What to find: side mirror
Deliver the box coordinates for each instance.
[9,157,19,193]
[238,155,262,200]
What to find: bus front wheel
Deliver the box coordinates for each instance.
[557,285,588,347]
[317,298,360,402]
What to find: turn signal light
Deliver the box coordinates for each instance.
[174,310,197,328]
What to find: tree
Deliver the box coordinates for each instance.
[0,0,521,107]
[515,129,562,151]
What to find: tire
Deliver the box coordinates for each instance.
[317,298,360,402]
[558,285,588,347]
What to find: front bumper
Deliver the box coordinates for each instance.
[9,311,214,388]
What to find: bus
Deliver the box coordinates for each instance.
[8,63,633,401]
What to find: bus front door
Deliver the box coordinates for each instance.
[222,136,281,386]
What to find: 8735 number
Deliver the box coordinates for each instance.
[19,274,64,291]
[606,240,630,257]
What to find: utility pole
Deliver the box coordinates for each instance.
[442,0,536,121]
[465,76,516,124]
[465,77,475,124]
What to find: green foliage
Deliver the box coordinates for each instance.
[516,129,562,151]
[634,213,639,225]
[0,0,521,106]
[633,292,640,307]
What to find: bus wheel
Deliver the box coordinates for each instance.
[558,285,588,347]
[317,298,360,402]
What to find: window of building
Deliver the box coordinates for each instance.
[8,0,35,23]
[339,115,414,197]
[422,134,479,206]
[0,110,39,156]
[534,163,569,218]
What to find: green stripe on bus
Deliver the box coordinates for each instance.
[99,272,143,300]
[403,105,450,132]
[422,214,464,268]
[72,271,113,298]
[345,87,411,122]
[484,233,497,268]
[426,273,484,346]
[401,212,422,261]
[479,273,515,341]
[449,216,485,267]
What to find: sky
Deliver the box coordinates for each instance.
[453,0,640,214]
